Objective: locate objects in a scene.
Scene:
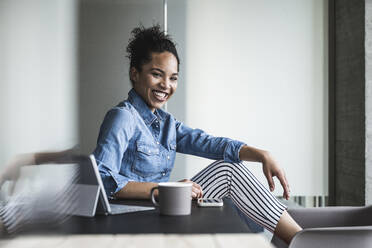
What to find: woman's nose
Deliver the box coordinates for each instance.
[160,78,171,89]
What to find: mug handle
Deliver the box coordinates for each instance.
[150,186,160,207]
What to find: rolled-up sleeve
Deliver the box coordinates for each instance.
[175,121,245,163]
[93,108,134,198]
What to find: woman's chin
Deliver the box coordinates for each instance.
[155,103,166,109]
[151,99,168,109]
[148,101,166,111]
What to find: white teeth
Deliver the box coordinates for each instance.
[153,91,167,99]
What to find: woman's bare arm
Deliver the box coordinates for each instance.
[114,180,203,199]
[0,149,77,191]
[114,182,159,199]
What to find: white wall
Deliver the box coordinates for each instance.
[168,0,328,196]
[0,0,78,167]
[78,0,164,155]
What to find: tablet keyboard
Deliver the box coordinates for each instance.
[109,204,155,215]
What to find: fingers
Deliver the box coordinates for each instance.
[192,182,203,199]
[277,171,290,200]
[262,154,291,200]
[179,179,203,199]
[265,172,275,192]
[266,170,290,200]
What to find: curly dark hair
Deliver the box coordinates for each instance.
[126,24,180,85]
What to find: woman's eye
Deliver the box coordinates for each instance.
[152,73,161,77]
[170,77,178,82]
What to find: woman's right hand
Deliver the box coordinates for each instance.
[178,179,203,199]
[0,153,36,194]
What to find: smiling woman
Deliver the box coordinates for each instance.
[92,25,302,244]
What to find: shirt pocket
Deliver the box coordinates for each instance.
[132,141,162,178]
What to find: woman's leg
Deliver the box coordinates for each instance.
[191,160,301,243]
[274,210,302,244]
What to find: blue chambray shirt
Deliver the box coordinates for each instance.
[93,89,245,198]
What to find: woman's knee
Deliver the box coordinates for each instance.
[210,160,235,170]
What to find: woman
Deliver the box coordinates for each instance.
[93,25,302,243]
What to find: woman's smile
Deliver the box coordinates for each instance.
[152,89,169,101]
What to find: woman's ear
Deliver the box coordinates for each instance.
[130,67,139,84]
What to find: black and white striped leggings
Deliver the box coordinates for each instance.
[191,160,287,233]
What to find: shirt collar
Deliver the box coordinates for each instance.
[128,88,163,126]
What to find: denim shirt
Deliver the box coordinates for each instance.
[93,89,245,198]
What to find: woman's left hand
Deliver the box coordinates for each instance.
[261,151,290,200]
[178,179,203,199]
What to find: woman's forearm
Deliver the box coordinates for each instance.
[239,145,268,163]
[114,181,159,199]
[34,148,77,164]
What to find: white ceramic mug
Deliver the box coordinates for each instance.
[150,182,193,216]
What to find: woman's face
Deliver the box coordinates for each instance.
[132,52,178,112]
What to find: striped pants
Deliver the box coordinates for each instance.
[191,160,286,233]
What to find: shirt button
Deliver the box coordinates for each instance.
[162,172,166,176]
[156,141,160,145]
[167,156,170,160]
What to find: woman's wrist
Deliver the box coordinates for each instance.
[259,150,270,163]
[239,145,269,163]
